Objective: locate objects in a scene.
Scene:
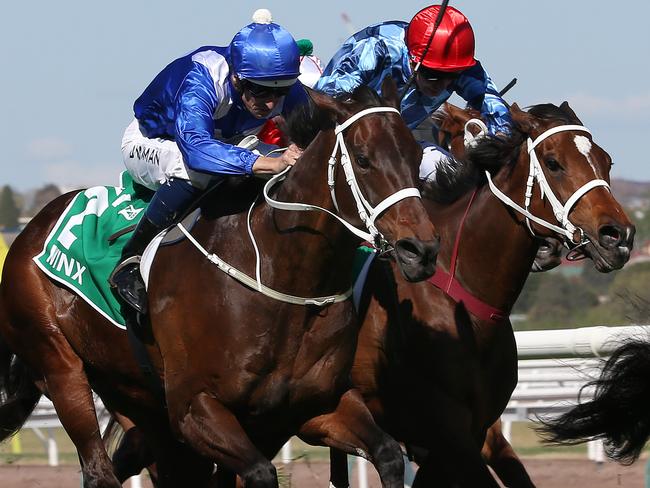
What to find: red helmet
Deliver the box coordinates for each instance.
[406,5,476,72]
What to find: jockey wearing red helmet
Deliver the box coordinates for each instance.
[317,4,509,129]
[407,5,476,72]
[316,5,511,178]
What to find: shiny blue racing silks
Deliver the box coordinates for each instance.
[134,46,306,176]
[315,21,511,134]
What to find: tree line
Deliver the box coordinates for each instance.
[513,258,650,331]
[0,184,62,229]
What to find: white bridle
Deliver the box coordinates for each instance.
[465,118,610,245]
[264,106,422,248]
[178,106,424,307]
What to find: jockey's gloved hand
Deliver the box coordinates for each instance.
[253,144,302,174]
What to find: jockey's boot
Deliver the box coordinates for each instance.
[109,178,202,313]
[109,216,163,314]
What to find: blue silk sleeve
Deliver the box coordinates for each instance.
[174,63,259,175]
[454,61,512,135]
[315,38,386,96]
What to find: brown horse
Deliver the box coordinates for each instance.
[328,101,635,487]
[0,81,439,488]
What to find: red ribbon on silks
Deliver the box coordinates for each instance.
[258,119,288,146]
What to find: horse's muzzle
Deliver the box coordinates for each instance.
[586,223,635,272]
[393,237,439,282]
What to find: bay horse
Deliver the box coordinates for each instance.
[0,80,439,488]
[328,101,634,487]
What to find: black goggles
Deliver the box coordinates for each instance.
[240,79,292,98]
[417,67,461,82]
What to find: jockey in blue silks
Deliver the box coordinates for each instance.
[110,10,306,314]
[315,5,512,182]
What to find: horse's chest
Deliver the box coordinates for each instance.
[248,306,357,413]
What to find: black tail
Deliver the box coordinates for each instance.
[0,337,41,442]
[537,339,650,464]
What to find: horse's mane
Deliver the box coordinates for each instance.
[421,135,521,204]
[285,86,384,149]
[420,155,482,204]
[527,103,582,125]
[423,102,576,204]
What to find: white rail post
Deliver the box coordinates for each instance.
[587,439,605,464]
[281,439,292,464]
[502,420,512,442]
[47,428,59,466]
[357,456,368,488]
[129,474,143,488]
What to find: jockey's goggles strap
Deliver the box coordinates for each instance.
[176,222,352,306]
[487,124,611,243]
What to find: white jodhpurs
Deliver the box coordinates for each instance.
[418,141,452,183]
[121,119,214,190]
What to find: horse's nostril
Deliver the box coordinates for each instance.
[394,237,438,282]
[598,225,622,248]
[395,239,420,260]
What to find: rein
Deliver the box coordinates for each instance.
[465,119,611,248]
[179,106,421,306]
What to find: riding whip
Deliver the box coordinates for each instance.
[499,77,517,97]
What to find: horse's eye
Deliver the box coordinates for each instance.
[544,157,561,172]
[355,155,371,169]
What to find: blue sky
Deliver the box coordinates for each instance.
[2,1,648,191]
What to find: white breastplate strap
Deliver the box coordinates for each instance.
[266,106,421,248]
[484,122,610,243]
[176,222,352,306]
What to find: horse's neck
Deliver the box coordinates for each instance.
[251,130,359,295]
[436,164,541,313]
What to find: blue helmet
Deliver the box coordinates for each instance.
[229,21,301,87]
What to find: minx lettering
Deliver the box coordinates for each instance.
[129,145,160,165]
[46,244,87,285]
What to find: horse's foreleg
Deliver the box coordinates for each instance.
[412,433,499,488]
[329,448,350,488]
[110,422,157,483]
[298,389,403,488]
[42,351,120,488]
[482,420,536,487]
[172,392,277,488]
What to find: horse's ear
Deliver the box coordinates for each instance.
[510,103,539,135]
[304,87,348,125]
[559,101,583,124]
[380,76,400,110]
[436,103,473,135]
